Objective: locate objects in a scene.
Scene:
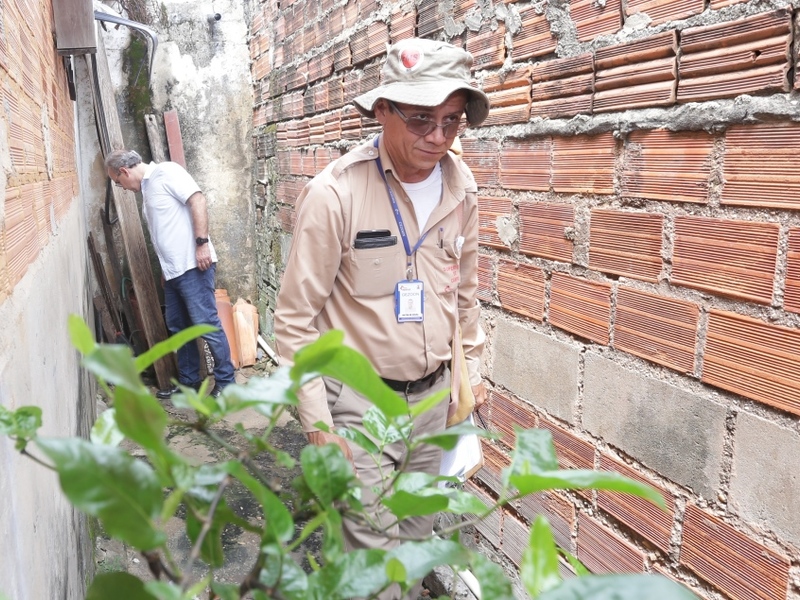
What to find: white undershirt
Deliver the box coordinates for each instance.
[400,163,442,232]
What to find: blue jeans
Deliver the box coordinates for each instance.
[163,264,235,388]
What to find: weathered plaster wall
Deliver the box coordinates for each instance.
[100,0,256,300]
[250,0,800,598]
[0,1,96,597]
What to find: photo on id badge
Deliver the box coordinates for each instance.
[395,280,424,322]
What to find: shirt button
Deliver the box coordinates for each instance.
[374,258,381,265]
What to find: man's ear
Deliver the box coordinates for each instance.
[374,99,390,123]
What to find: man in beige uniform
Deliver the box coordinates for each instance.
[274,38,489,599]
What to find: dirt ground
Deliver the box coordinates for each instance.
[92,358,472,598]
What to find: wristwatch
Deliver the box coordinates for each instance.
[195,237,209,246]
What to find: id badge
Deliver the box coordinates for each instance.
[395,280,424,322]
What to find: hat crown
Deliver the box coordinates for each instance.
[382,39,473,86]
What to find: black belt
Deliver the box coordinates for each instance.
[382,363,446,396]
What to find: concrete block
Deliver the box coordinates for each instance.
[492,321,579,423]
[729,411,800,548]
[583,354,726,499]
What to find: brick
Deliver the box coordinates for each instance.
[465,482,501,548]
[475,440,510,496]
[595,31,678,70]
[497,259,545,322]
[677,10,791,103]
[552,133,615,194]
[488,389,537,449]
[518,202,574,262]
[461,138,500,188]
[681,504,789,600]
[588,209,663,282]
[467,25,506,71]
[477,254,493,303]
[785,228,800,314]
[672,216,779,304]
[625,0,703,26]
[550,273,611,345]
[530,54,593,119]
[417,0,445,38]
[571,0,621,41]
[502,512,529,567]
[493,321,580,424]
[389,6,416,43]
[538,418,595,471]
[530,94,593,120]
[730,411,800,549]
[517,490,575,551]
[577,514,646,574]
[703,310,800,417]
[511,6,556,61]
[500,138,551,191]
[614,287,698,373]
[584,354,726,498]
[597,454,675,553]
[4,185,39,287]
[721,122,800,210]
[482,103,530,127]
[477,195,513,250]
[621,129,714,203]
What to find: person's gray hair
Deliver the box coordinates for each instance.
[104,149,142,172]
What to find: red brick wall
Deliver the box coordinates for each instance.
[1,0,78,302]
[251,1,800,598]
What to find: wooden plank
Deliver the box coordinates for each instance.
[163,110,187,168]
[93,295,117,344]
[144,114,168,162]
[87,232,123,335]
[87,29,175,388]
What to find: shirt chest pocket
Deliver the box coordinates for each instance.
[350,245,404,297]
[434,239,462,294]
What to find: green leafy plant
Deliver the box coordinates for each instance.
[0,315,700,600]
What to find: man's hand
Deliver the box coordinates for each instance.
[307,430,354,466]
[472,381,487,410]
[196,244,212,271]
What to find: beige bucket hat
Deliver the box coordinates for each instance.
[352,38,490,126]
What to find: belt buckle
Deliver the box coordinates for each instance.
[405,380,414,396]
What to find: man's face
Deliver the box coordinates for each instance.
[375,92,468,183]
[107,166,140,192]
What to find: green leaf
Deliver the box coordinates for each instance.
[558,548,590,576]
[221,368,298,418]
[86,572,157,600]
[334,426,380,455]
[469,552,515,600]
[383,490,449,519]
[507,428,559,479]
[83,344,146,393]
[442,488,490,515]
[0,405,42,439]
[227,462,294,543]
[521,516,561,597]
[362,406,408,445]
[300,443,357,508]
[113,387,167,452]
[186,502,226,568]
[389,539,470,582]
[537,574,700,600]
[210,582,239,600]
[142,581,182,600]
[90,409,124,446]
[408,388,450,419]
[311,548,389,598]
[394,472,437,493]
[36,438,165,550]
[292,331,407,418]
[509,469,666,510]
[416,421,496,451]
[68,314,97,356]
[386,557,407,583]
[134,324,216,372]
[258,547,310,600]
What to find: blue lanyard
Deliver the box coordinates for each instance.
[373,136,430,279]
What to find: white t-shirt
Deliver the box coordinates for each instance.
[400,163,442,232]
[141,161,217,280]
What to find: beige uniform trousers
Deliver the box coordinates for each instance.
[324,366,450,600]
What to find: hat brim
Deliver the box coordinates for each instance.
[353,80,490,126]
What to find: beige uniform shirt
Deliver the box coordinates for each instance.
[274,136,485,432]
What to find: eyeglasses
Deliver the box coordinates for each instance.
[387,100,466,138]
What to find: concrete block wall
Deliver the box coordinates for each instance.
[0,0,96,598]
[250,0,800,597]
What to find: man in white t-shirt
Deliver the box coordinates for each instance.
[105,149,235,398]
